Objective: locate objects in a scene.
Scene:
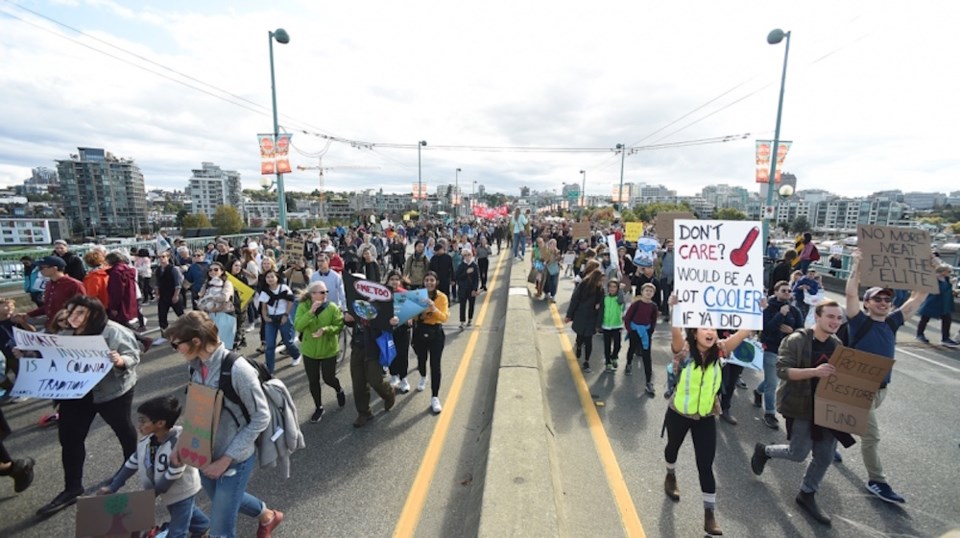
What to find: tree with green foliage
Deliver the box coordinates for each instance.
[287,218,304,231]
[777,221,791,235]
[181,213,211,229]
[175,208,190,227]
[790,216,811,234]
[212,205,244,234]
[632,201,692,223]
[712,208,748,220]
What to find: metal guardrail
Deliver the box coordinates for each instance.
[0,234,251,291]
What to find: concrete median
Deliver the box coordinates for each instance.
[479,260,562,537]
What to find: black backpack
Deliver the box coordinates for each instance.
[836,316,898,348]
[218,351,273,422]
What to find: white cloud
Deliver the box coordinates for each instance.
[0,0,958,199]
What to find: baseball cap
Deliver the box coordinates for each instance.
[38,255,66,270]
[863,287,894,302]
[323,245,335,253]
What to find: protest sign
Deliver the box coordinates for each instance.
[394,288,430,325]
[830,244,844,256]
[562,252,575,266]
[655,212,695,241]
[75,490,155,538]
[571,221,591,240]
[225,272,255,310]
[672,219,764,330]
[624,222,644,243]
[633,237,659,268]
[857,225,938,293]
[814,346,894,436]
[11,329,112,400]
[344,273,395,330]
[284,238,306,265]
[176,382,222,469]
[725,339,764,371]
[606,234,619,268]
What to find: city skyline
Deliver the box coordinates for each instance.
[1,2,958,197]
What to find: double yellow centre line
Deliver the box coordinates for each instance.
[393,249,507,537]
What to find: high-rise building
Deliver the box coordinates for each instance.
[188,162,243,219]
[56,147,148,237]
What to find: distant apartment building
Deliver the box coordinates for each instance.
[15,167,60,195]
[56,147,148,237]
[188,162,243,219]
[812,198,910,232]
[0,218,71,245]
[902,191,945,210]
[701,184,750,211]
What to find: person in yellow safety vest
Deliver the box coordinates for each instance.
[663,293,751,537]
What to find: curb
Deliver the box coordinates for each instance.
[479,257,562,537]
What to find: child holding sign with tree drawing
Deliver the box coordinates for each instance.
[99,395,210,538]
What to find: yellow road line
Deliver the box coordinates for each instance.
[393,249,507,537]
[548,304,646,538]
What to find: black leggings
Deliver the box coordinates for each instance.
[917,314,952,340]
[663,408,717,494]
[575,333,594,362]
[301,356,342,410]
[412,325,445,397]
[389,327,411,379]
[459,294,476,323]
[602,329,621,363]
[58,389,137,491]
[0,406,11,463]
[478,258,490,289]
[626,332,653,382]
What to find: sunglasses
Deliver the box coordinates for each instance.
[312,290,328,294]
[170,340,186,350]
[870,296,893,303]
[209,268,221,273]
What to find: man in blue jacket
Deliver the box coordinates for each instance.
[755,280,804,429]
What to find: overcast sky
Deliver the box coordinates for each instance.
[1,1,958,198]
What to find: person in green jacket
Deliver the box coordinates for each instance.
[294,281,346,424]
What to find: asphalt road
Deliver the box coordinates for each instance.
[533,269,960,537]
[0,249,512,538]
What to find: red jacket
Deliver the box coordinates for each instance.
[28,275,86,331]
[106,263,139,324]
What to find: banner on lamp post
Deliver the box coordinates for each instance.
[275,133,292,174]
[259,134,276,175]
[755,140,792,184]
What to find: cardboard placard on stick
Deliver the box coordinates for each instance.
[75,490,155,538]
[623,222,643,243]
[654,212,695,242]
[571,221,591,240]
[814,345,894,436]
[176,382,222,469]
[857,225,938,293]
[284,238,306,265]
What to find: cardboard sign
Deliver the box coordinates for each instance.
[11,329,112,400]
[830,244,844,256]
[394,288,430,325]
[672,220,764,330]
[624,222,644,243]
[571,221,591,240]
[284,238,306,265]
[655,212,695,242]
[857,225,938,293]
[177,383,222,469]
[75,490,155,538]
[814,346,895,436]
[344,273,395,330]
[633,237,659,268]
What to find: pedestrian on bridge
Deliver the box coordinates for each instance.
[663,297,752,537]
[565,259,604,373]
[412,272,449,414]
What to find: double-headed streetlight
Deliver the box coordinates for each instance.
[762,28,791,254]
[455,167,461,218]
[616,143,626,211]
[268,28,290,230]
[417,140,427,213]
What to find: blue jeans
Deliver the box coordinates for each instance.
[165,495,210,538]
[199,455,265,538]
[265,315,300,373]
[544,272,558,297]
[512,232,523,258]
[755,351,778,414]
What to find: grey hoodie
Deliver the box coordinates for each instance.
[63,321,139,404]
[188,345,270,463]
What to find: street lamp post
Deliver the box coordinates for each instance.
[579,169,586,208]
[762,28,792,256]
[616,143,626,211]
[455,167,461,218]
[418,140,427,214]
[268,28,290,231]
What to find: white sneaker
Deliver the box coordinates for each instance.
[431,397,442,414]
[417,377,427,392]
[390,375,400,389]
[153,336,168,345]
[291,357,302,367]
[399,378,410,393]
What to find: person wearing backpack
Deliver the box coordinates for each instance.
[843,249,927,504]
[294,281,346,424]
[798,233,819,274]
[166,311,284,538]
[198,263,237,351]
[755,281,804,430]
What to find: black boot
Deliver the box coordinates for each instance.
[796,491,831,525]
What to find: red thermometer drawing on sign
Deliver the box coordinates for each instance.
[730,226,759,267]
